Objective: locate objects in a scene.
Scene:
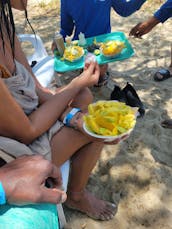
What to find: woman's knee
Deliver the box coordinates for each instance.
[72,87,93,110]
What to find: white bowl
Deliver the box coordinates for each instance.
[83,100,138,142]
[83,122,134,143]
[64,47,84,63]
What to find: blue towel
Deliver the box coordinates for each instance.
[0,203,59,229]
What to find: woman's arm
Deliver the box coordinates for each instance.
[11,0,27,11]
[14,35,54,104]
[0,62,99,144]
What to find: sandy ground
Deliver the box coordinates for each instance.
[14,1,172,228]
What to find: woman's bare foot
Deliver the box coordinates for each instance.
[65,189,117,221]
[161,119,172,129]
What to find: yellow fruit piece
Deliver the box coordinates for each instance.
[95,116,115,131]
[101,40,125,56]
[99,128,112,136]
[88,104,95,115]
[84,116,100,134]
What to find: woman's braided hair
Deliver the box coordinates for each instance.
[0,0,15,55]
[0,0,34,56]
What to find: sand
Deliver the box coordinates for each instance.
[14,2,172,228]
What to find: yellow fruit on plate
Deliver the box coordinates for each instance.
[83,101,137,136]
[63,45,84,62]
[101,40,125,57]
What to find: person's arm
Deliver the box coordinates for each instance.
[111,0,146,17]
[0,62,99,144]
[154,0,172,23]
[60,0,74,39]
[0,155,66,205]
[129,16,160,37]
[14,35,54,104]
[11,0,27,10]
[129,0,172,37]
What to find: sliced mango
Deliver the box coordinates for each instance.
[84,101,136,136]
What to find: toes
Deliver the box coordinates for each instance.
[99,210,115,221]
[107,202,117,212]
[98,202,117,221]
[99,213,111,221]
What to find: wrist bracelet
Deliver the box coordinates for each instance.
[63,108,81,127]
[0,182,6,205]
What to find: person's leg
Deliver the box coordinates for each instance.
[94,64,109,87]
[70,87,93,111]
[51,127,117,220]
[56,87,93,111]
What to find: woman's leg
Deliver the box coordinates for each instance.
[70,87,93,111]
[51,127,117,220]
[56,86,93,111]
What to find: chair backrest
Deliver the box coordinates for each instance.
[17,34,69,227]
[18,34,48,65]
[18,33,55,88]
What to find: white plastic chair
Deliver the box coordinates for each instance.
[18,33,70,228]
[18,34,55,88]
[57,160,70,228]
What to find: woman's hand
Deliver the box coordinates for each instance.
[71,61,100,88]
[0,155,67,205]
[67,110,130,144]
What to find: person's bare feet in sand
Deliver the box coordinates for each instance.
[161,119,172,129]
[65,189,117,220]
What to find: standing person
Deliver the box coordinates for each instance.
[55,0,147,87]
[129,0,172,81]
[0,0,128,221]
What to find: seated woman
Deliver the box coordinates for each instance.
[0,0,127,221]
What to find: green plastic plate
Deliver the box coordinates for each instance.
[54,31,134,73]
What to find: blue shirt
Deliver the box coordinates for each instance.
[154,0,172,23]
[60,0,147,40]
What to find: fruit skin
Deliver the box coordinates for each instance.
[84,101,136,136]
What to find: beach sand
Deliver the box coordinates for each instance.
[14,2,172,228]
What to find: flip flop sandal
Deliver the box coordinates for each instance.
[110,85,127,103]
[161,119,172,129]
[154,69,172,81]
[123,82,145,117]
[94,71,110,87]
